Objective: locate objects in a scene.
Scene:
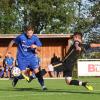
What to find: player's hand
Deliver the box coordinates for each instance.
[74,41,82,51]
[30,44,37,49]
[76,47,82,51]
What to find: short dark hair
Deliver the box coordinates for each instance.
[74,32,83,38]
[25,25,34,31]
[8,52,11,54]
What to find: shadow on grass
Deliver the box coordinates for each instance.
[46,89,99,94]
[14,87,42,92]
[0,87,42,92]
[0,87,100,95]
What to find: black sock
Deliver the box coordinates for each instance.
[15,74,24,79]
[82,82,87,87]
[35,71,44,86]
[30,73,36,79]
[69,80,79,86]
[41,69,47,76]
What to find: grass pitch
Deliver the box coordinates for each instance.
[0,77,100,100]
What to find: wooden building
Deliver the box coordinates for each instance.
[0,34,71,70]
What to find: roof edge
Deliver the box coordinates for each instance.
[0,34,72,39]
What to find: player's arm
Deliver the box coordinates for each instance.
[4,40,15,58]
[30,44,38,49]
[30,37,42,53]
[35,48,41,55]
[90,43,100,48]
[30,44,41,52]
[30,45,40,56]
[66,39,72,53]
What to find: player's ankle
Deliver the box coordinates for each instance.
[42,86,47,90]
[82,82,87,87]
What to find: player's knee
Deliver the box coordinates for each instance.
[34,68,39,74]
[21,70,27,74]
[35,70,42,78]
[65,80,71,85]
[65,77,72,85]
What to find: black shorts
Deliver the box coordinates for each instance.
[63,51,78,77]
[54,65,64,73]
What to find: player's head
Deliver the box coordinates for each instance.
[73,32,83,41]
[7,52,11,57]
[25,25,34,38]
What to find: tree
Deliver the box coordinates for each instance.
[0,0,18,34]
[73,0,100,43]
[0,0,79,34]
[84,0,100,43]
[15,0,79,34]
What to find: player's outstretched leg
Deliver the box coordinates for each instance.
[12,74,24,87]
[35,71,47,91]
[65,77,93,91]
[70,80,93,91]
[28,70,46,83]
[28,73,36,83]
[12,77,19,87]
[82,82,93,91]
[22,73,30,82]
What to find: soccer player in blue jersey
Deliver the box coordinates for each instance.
[5,25,47,90]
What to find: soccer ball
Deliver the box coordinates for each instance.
[12,67,21,77]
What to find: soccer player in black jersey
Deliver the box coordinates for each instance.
[63,32,100,91]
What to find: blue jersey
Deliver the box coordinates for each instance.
[14,33,42,58]
[5,57,14,66]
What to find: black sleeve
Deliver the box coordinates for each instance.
[83,43,91,50]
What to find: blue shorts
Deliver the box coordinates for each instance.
[17,56,39,71]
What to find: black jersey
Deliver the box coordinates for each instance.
[63,40,83,63]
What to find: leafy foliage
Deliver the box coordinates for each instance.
[0,0,100,36]
[0,0,78,34]
[0,0,18,34]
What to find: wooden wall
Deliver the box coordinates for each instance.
[40,38,68,69]
[0,38,68,69]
